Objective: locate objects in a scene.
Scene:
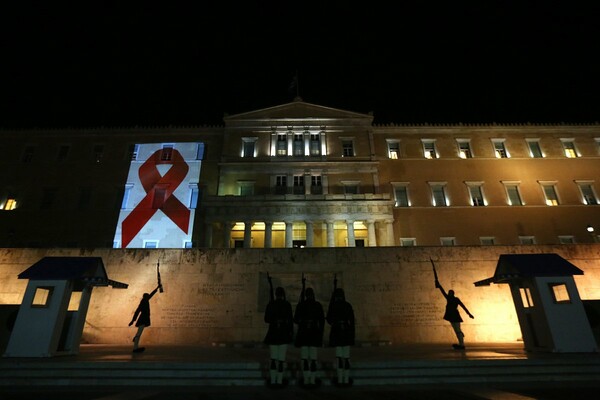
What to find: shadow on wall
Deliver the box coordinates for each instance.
[0,305,19,354]
[584,300,600,346]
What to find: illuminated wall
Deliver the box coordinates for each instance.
[113,143,203,249]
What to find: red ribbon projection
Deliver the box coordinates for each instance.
[121,149,190,248]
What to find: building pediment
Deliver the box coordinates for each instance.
[224,99,373,128]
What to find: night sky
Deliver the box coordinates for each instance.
[1,2,599,128]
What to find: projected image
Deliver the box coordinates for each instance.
[113,142,203,248]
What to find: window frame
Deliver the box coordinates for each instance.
[456,139,472,159]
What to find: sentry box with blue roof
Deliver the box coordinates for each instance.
[4,257,127,357]
[475,253,597,353]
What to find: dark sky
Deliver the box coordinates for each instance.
[1,2,599,128]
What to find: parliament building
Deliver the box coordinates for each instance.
[2,99,599,249]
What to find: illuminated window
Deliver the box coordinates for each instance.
[128,144,140,160]
[189,184,199,207]
[144,240,159,249]
[520,287,534,308]
[480,237,495,245]
[387,140,400,159]
[519,236,536,245]
[576,182,598,205]
[422,139,437,159]
[429,183,448,207]
[503,182,524,206]
[275,175,287,194]
[32,287,54,307]
[549,283,571,303]
[310,133,321,156]
[392,184,410,207]
[311,175,322,194]
[526,139,543,158]
[2,198,17,210]
[238,181,254,196]
[561,139,578,158]
[400,238,416,246]
[184,241,193,249]
[152,185,169,208]
[242,138,257,158]
[466,182,485,206]
[440,237,456,246]
[492,139,509,158]
[293,175,305,194]
[22,145,35,163]
[121,184,133,209]
[161,144,174,161]
[93,145,104,163]
[457,139,472,158]
[276,134,287,156]
[196,143,205,160]
[293,134,304,156]
[341,139,354,157]
[540,182,559,206]
[595,138,600,154]
[57,145,70,162]
[68,291,82,311]
[558,235,575,244]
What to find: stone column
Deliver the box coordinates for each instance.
[264,221,273,248]
[204,222,213,248]
[326,220,335,247]
[385,220,395,246]
[223,221,234,248]
[346,220,356,247]
[367,220,377,247]
[244,221,253,248]
[285,221,294,248]
[306,221,314,247]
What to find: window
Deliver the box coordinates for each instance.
[196,143,205,160]
[22,145,35,163]
[596,138,600,155]
[311,175,322,194]
[429,183,448,206]
[457,139,472,158]
[393,184,410,207]
[189,184,199,207]
[343,182,359,195]
[293,134,304,156]
[93,145,104,163]
[342,139,354,157]
[549,283,571,303]
[161,144,174,161]
[293,240,306,248]
[275,175,287,194]
[520,287,534,308]
[503,182,524,206]
[480,237,495,245]
[276,134,288,156]
[78,187,91,210]
[492,139,509,158]
[561,139,578,158]
[2,198,17,210]
[184,241,193,249]
[293,175,305,194]
[128,144,140,160]
[519,236,536,245]
[387,140,400,159]
[152,185,169,208]
[440,237,456,246]
[121,184,133,209]
[310,133,321,156]
[558,235,575,244]
[400,238,416,247]
[242,138,257,158]
[576,182,598,205]
[540,182,559,206]
[144,240,159,248]
[40,188,57,210]
[526,139,543,158]
[32,287,54,307]
[422,140,437,159]
[238,181,254,196]
[57,145,70,162]
[466,183,485,206]
[68,291,82,311]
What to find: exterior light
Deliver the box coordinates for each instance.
[587,225,595,234]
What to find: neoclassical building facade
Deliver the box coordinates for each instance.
[1,99,599,248]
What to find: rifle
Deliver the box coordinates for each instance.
[267,272,274,302]
[157,260,164,293]
[430,257,439,288]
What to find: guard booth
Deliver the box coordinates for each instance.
[475,253,597,353]
[3,257,127,357]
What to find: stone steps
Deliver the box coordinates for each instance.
[2,358,600,387]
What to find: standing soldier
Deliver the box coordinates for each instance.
[128,284,161,353]
[294,273,325,386]
[326,275,355,386]
[263,273,294,387]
